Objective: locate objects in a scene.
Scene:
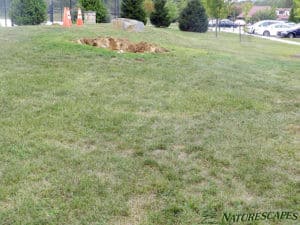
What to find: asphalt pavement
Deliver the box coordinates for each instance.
[212,27,300,46]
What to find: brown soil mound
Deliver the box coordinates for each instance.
[77,37,168,53]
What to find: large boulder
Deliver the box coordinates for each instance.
[112,18,144,32]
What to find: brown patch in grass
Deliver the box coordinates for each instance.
[285,124,300,135]
[112,194,156,225]
[77,37,168,53]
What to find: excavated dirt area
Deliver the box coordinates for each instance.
[77,37,168,53]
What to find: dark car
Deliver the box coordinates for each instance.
[209,19,237,28]
[278,25,300,38]
[218,19,238,28]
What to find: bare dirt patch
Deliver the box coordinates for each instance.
[77,37,168,53]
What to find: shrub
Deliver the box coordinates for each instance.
[9,0,46,25]
[121,0,147,25]
[178,0,208,33]
[150,0,171,27]
[79,0,109,23]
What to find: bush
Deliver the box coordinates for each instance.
[150,0,171,27]
[121,0,147,25]
[79,0,109,23]
[178,0,208,33]
[9,0,46,25]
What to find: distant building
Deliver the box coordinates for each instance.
[276,8,291,21]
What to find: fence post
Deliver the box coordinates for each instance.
[50,0,54,23]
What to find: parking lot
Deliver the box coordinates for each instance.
[209,26,300,46]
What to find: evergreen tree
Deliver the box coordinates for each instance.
[79,0,109,23]
[121,0,147,24]
[9,0,46,25]
[178,0,208,33]
[150,0,171,27]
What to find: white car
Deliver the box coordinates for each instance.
[234,19,246,26]
[257,23,292,36]
[248,20,283,34]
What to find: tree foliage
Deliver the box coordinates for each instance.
[205,0,224,19]
[79,0,109,23]
[242,2,253,22]
[144,0,154,17]
[289,0,300,22]
[254,0,293,8]
[121,0,147,24]
[166,0,179,22]
[178,0,208,33]
[9,0,46,25]
[150,0,171,27]
[252,8,277,22]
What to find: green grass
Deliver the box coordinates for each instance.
[0,24,299,225]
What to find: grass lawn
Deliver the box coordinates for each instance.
[289,38,300,42]
[0,24,299,225]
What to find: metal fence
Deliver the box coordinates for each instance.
[0,0,11,26]
[0,0,121,26]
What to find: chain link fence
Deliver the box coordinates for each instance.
[0,0,120,26]
[0,0,11,26]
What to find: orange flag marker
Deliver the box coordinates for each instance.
[77,8,84,26]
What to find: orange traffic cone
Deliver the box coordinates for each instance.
[63,7,72,27]
[77,8,84,26]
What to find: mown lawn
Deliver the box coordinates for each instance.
[0,24,299,225]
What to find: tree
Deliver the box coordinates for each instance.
[121,0,147,24]
[254,0,293,8]
[289,0,300,22]
[150,0,171,27]
[252,8,276,22]
[178,0,208,33]
[144,0,154,17]
[79,0,109,23]
[9,0,46,25]
[205,0,224,37]
[166,0,179,22]
[242,2,253,23]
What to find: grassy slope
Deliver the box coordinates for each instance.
[0,24,299,225]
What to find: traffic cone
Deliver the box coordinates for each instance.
[76,8,84,26]
[63,7,72,27]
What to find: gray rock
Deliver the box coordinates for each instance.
[112,18,144,32]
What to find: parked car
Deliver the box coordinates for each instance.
[218,19,237,28]
[208,19,217,27]
[285,22,296,26]
[234,19,246,26]
[256,23,292,36]
[248,20,283,34]
[209,19,237,28]
[278,25,300,38]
